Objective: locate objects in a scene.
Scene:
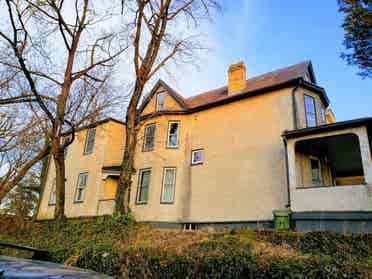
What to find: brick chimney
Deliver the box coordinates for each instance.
[228,61,246,95]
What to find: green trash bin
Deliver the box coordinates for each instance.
[273,210,291,230]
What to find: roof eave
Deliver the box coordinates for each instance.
[282,117,372,139]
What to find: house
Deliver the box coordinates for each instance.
[36,61,372,232]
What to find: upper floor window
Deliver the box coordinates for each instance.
[74,172,88,202]
[143,124,156,151]
[161,167,176,203]
[156,92,165,111]
[49,179,56,205]
[62,135,72,159]
[167,121,180,148]
[191,149,204,165]
[84,128,96,154]
[320,106,326,125]
[304,94,317,127]
[137,168,151,203]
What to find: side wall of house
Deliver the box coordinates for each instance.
[37,122,118,219]
[130,88,296,223]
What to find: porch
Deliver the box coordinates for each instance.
[283,117,372,232]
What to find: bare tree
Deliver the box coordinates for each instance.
[115,0,220,214]
[0,0,127,220]
[0,111,49,203]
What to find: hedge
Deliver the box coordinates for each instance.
[0,216,371,278]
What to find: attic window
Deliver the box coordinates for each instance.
[304,72,312,83]
[156,92,165,111]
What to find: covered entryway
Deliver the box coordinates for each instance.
[283,117,372,232]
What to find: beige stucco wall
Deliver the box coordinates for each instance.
[130,87,296,222]
[38,82,351,223]
[287,126,372,212]
[141,86,183,115]
[37,120,125,220]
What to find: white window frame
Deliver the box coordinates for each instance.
[48,179,56,205]
[304,94,317,127]
[310,157,323,186]
[74,172,88,202]
[156,92,165,111]
[84,128,96,155]
[136,168,151,204]
[191,149,204,165]
[161,167,176,203]
[143,124,156,151]
[167,121,180,148]
[62,135,72,160]
[320,106,326,124]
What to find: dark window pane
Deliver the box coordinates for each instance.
[85,128,96,154]
[168,122,179,147]
[144,125,155,151]
[138,170,151,202]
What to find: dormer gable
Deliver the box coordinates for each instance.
[302,61,317,84]
[138,80,188,116]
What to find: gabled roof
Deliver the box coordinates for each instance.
[139,61,329,117]
[185,61,322,109]
[138,80,188,114]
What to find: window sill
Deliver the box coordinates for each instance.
[135,201,148,205]
[191,162,203,166]
[160,201,175,205]
[166,146,179,149]
[83,152,93,156]
[48,203,56,206]
[73,200,84,204]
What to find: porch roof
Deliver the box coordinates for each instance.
[282,117,372,139]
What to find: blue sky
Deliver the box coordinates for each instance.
[172,0,372,121]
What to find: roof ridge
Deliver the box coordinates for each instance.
[185,60,311,103]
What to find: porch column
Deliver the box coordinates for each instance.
[357,127,372,185]
[286,139,297,191]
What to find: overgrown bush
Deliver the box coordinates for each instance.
[258,230,372,259]
[0,216,371,278]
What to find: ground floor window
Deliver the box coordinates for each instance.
[161,167,176,203]
[75,173,88,202]
[137,169,151,203]
[49,179,56,205]
[310,158,322,186]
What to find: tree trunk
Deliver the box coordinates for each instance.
[53,141,66,221]
[115,83,143,215]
